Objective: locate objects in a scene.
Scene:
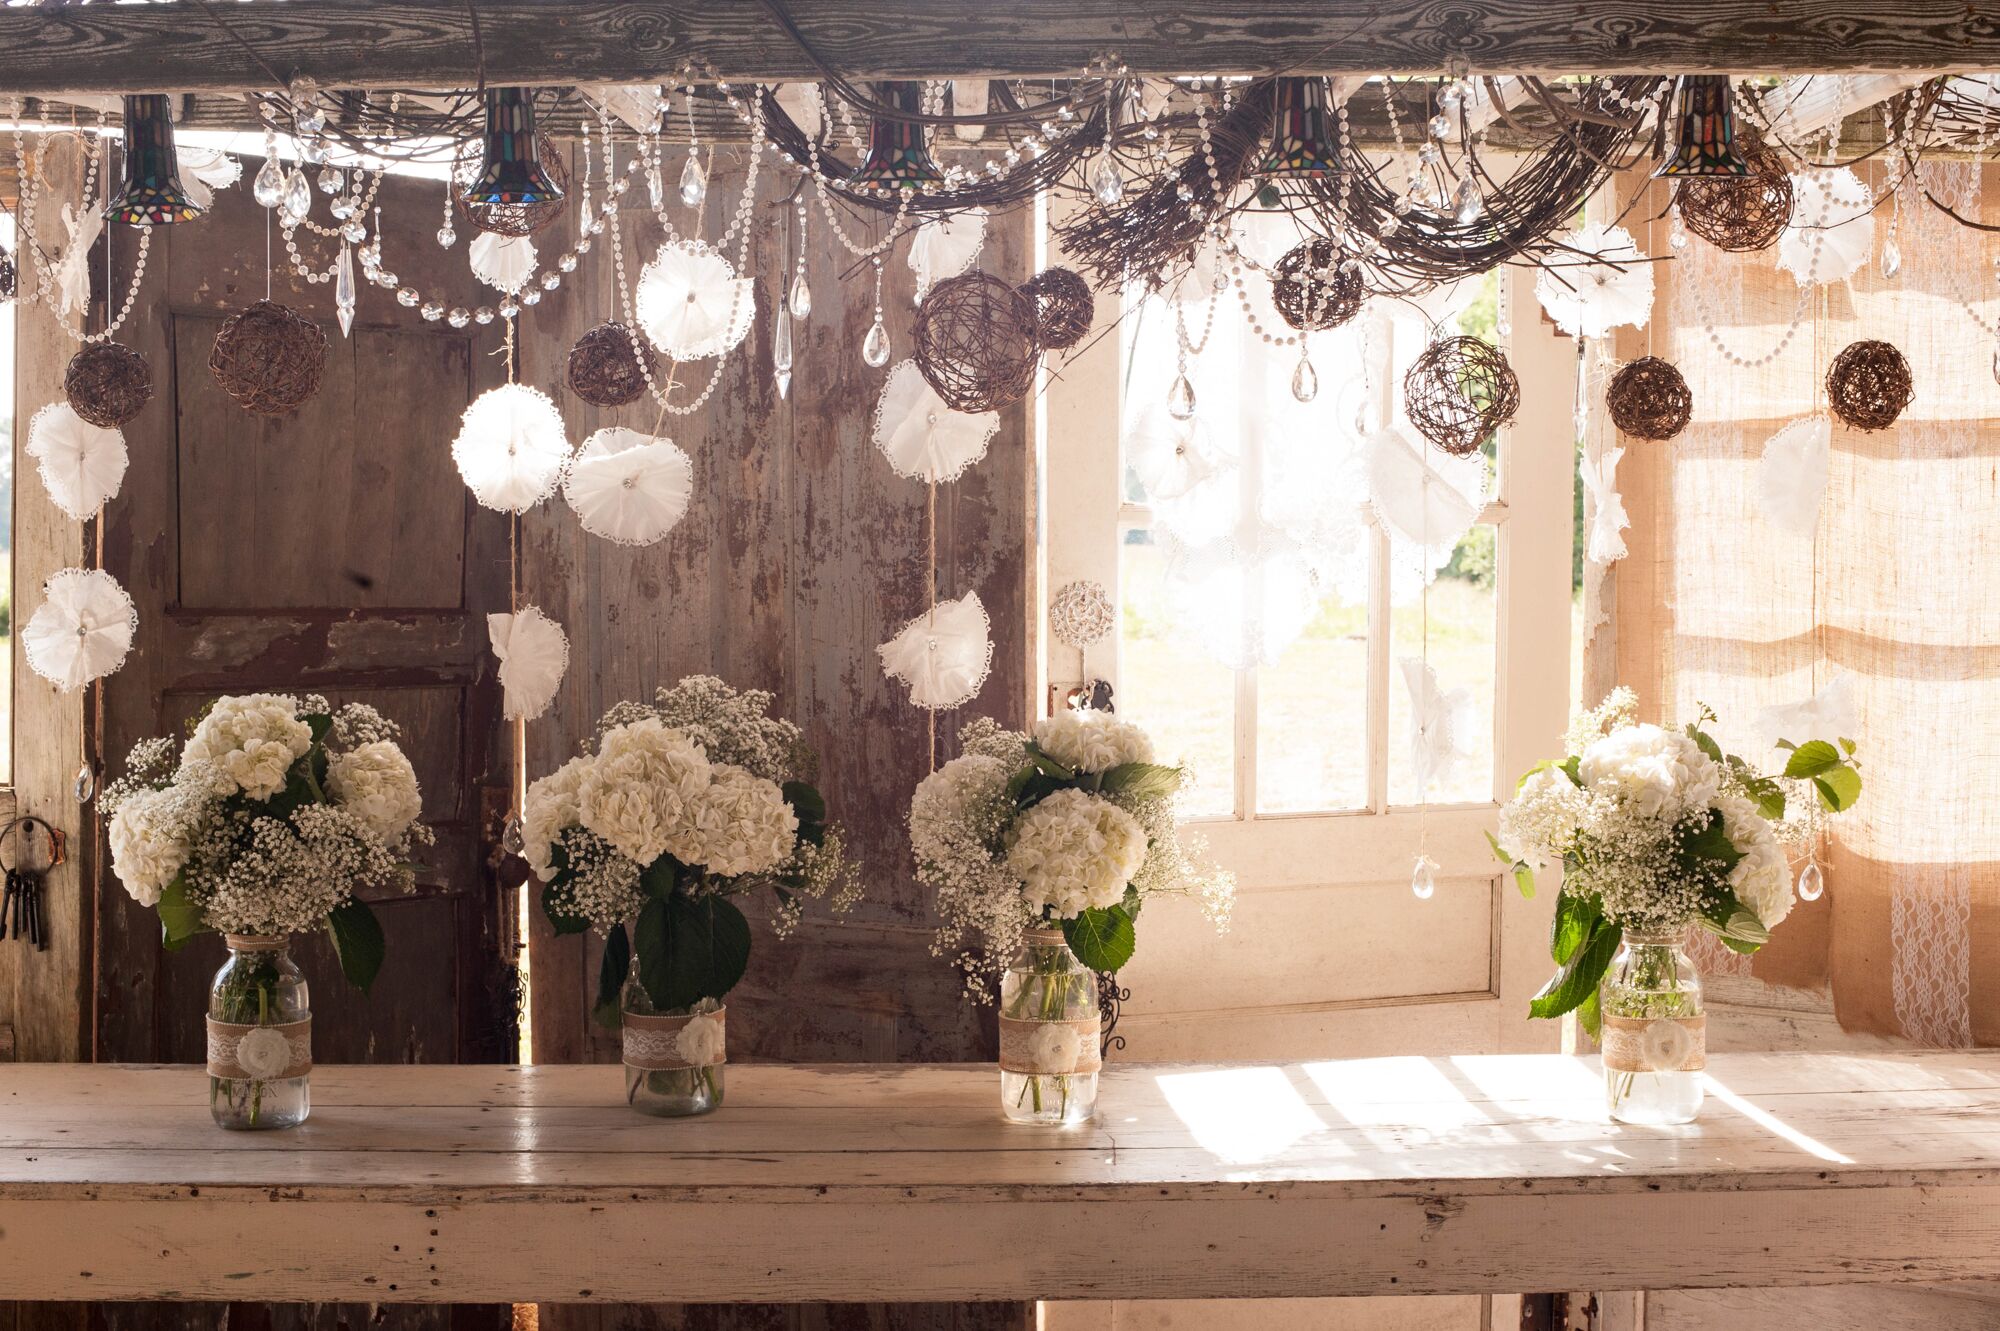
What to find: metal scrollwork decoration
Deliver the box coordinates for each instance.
[1096,969,1130,1058]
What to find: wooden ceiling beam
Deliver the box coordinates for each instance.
[5,1,2000,97]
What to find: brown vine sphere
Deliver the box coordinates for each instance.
[1606,357,1693,441]
[913,271,1041,413]
[1826,340,1913,432]
[1019,266,1095,351]
[64,341,153,429]
[1402,335,1521,457]
[567,322,657,408]
[1271,237,1366,331]
[209,300,330,417]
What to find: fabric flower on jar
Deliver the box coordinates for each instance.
[1028,1021,1085,1075]
[1640,1019,1696,1073]
[674,1011,726,1068]
[235,1026,295,1080]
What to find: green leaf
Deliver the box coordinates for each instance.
[1783,739,1843,780]
[1739,773,1787,821]
[635,894,753,1011]
[1685,724,1724,765]
[1558,756,1582,787]
[1697,894,1770,951]
[157,874,206,951]
[782,781,827,845]
[1022,742,1076,781]
[1063,905,1137,972]
[1576,986,1603,1040]
[541,880,590,936]
[1550,891,1602,966]
[1529,919,1620,1020]
[1486,831,1536,898]
[1839,737,1858,756]
[326,899,386,993]
[1682,812,1744,874]
[1813,764,1862,813]
[1098,762,1184,801]
[640,856,680,900]
[593,923,630,1029]
[303,712,334,746]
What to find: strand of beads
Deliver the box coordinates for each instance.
[12,106,151,343]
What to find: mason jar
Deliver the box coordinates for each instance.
[1599,928,1705,1124]
[207,934,311,1131]
[621,966,726,1118]
[998,929,1101,1126]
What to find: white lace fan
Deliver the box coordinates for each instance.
[1534,224,1654,339]
[1779,167,1874,286]
[26,402,128,519]
[1579,445,1631,565]
[1124,404,1237,546]
[635,240,756,360]
[1757,415,1831,537]
[452,383,571,513]
[908,208,987,298]
[1364,424,1485,582]
[1757,674,1860,753]
[176,147,241,211]
[23,568,136,692]
[488,606,569,722]
[563,426,695,546]
[1399,656,1475,793]
[54,202,101,321]
[470,233,536,294]
[878,591,993,710]
[871,360,999,483]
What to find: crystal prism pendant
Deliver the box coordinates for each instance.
[72,762,96,804]
[678,153,707,208]
[1991,339,2000,386]
[334,243,357,337]
[253,157,284,209]
[861,318,891,368]
[281,166,311,221]
[436,224,457,249]
[646,168,664,211]
[1669,214,1689,250]
[788,271,813,320]
[1428,112,1452,140]
[318,166,344,195]
[501,814,525,857]
[1797,860,1825,902]
[1452,175,1484,225]
[1410,854,1438,901]
[1291,354,1318,403]
[1880,238,1902,279]
[1089,152,1125,206]
[1166,373,1197,420]
[773,310,794,400]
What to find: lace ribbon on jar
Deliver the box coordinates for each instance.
[621,1006,728,1072]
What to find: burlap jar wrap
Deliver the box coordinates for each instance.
[998,1015,1103,1077]
[1600,1014,1706,1074]
[206,1017,311,1081]
[622,1006,728,1072]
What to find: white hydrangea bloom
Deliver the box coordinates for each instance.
[577,718,712,865]
[1577,723,1720,822]
[695,764,799,876]
[1720,791,1792,929]
[180,693,313,800]
[1005,788,1147,918]
[326,740,424,844]
[1034,709,1154,773]
[107,786,196,906]
[522,756,592,881]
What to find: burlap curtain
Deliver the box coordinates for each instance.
[1606,161,1998,1046]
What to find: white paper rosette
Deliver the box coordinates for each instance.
[22,568,137,692]
[469,233,537,294]
[878,591,993,710]
[1534,224,1654,339]
[635,240,755,360]
[563,426,695,546]
[488,605,570,722]
[1779,167,1874,286]
[452,383,571,513]
[1757,415,1831,537]
[27,401,128,519]
[871,360,999,484]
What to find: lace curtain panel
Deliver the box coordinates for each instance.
[1607,162,1995,1046]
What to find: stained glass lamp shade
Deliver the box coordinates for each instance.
[847,81,945,191]
[465,89,566,206]
[1653,75,1752,178]
[1255,77,1342,179]
[103,95,203,225]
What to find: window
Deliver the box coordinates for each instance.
[0,207,14,786]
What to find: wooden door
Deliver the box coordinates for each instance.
[87,162,514,1330]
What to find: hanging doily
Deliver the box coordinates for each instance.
[1124,404,1238,546]
[488,605,570,722]
[1579,445,1631,566]
[878,591,993,710]
[1363,424,1486,589]
[1534,224,1655,339]
[1756,674,1860,753]
[1757,415,1832,537]
[908,207,988,299]
[469,232,537,294]
[634,240,756,360]
[563,426,695,546]
[1399,656,1475,793]
[871,359,1000,484]
[451,383,571,513]
[1778,167,1875,287]
[22,568,137,693]
[26,402,127,520]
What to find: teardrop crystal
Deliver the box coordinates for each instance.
[253,157,284,209]
[1880,238,1902,280]
[1166,373,1197,420]
[1089,152,1125,207]
[1410,854,1438,901]
[1797,860,1825,902]
[1452,175,1484,225]
[1290,355,1318,403]
[436,225,457,249]
[774,311,794,399]
[646,168,664,211]
[501,814,525,857]
[1669,214,1689,250]
[334,243,357,337]
[861,318,891,368]
[281,166,311,221]
[678,153,707,208]
[72,763,96,805]
[1991,340,2000,386]
[788,270,813,320]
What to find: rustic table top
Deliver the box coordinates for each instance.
[3,1053,1999,1303]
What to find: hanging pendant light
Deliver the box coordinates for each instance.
[847,81,944,192]
[464,88,566,206]
[1255,77,1343,179]
[103,95,202,225]
[1653,75,1752,178]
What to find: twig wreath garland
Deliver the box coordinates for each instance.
[1606,356,1693,441]
[913,270,1041,413]
[63,342,153,429]
[1403,335,1521,457]
[1019,266,1095,351]
[208,300,330,416]
[1826,339,1914,432]
[566,321,657,408]
[1271,237,1366,331]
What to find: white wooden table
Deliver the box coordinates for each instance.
[3,1053,1999,1304]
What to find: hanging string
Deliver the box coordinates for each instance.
[926,479,938,773]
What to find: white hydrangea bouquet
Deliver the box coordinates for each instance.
[103,693,431,990]
[1494,688,1861,1036]
[523,676,861,1116]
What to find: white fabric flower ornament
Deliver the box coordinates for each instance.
[1028,1022,1085,1074]
[1535,224,1654,338]
[234,1027,294,1080]
[452,383,570,513]
[908,208,987,298]
[176,147,241,211]
[1364,425,1485,585]
[1756,674,1860,754]
[1757,415,1831,537]
[1779,167,1874,286]
[674,1011,726,1068]
[563,426,695,546]
[1640,1019,1695,1072]
[27,401,128,519]
[487,605,570,723]
[635,240,755,360]
[1580,445,1631,565]
[878,591,994,711]
[1399,657,1475,794]
[872,360,999,484]
[469,232,537,294]
[23,568,137,693]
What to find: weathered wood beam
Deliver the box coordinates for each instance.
[6,1,2000,97]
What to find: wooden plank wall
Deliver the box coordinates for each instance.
[518,146,1033,1329]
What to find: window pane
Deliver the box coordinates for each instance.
[1255,598,1369,813]
[1387,527,1497,806]
[1117,524,1234,817]
[0,210,13,785]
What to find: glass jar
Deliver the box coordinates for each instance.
[621,969,726,1118]
[206,934,311,1131]
[998,929,1102,1126]
[1599,928,1705,1124]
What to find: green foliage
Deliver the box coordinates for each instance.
[1441,524,1496,590]
[633,893,751,1011]
[1098,761,1182,800]
[594,923,630,1028]
[1063,904,1137,972]
[325,899,386,993]
[783,780,827,846]
[1530,909,1620,1021]
[157,875,206,950]
[1486,829,1535,898]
